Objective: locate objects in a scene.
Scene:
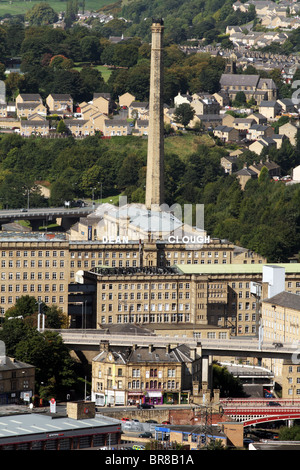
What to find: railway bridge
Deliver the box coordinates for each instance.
[220,398,300,426]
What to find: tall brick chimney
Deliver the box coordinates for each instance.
[145,19,165,210]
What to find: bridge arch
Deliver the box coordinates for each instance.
[243,414,300,427]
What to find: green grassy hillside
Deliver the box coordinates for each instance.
[0,0,114,16]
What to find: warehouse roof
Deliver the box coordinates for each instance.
[176,263,300,275]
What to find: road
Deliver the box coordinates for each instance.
[59,329,299,359]
[0,205,95,219]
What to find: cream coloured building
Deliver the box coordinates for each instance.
[91,339,202,406]
[16,102,47,119]
[261,291,300,345]
[0,233,69,316]
[46,93,73,114]
[279,122,298,146]
[92,93,114,115]
[261,291,300,395]
[118,92,135,109]
[72,262,300,337]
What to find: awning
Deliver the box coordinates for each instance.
[146,391,162,398]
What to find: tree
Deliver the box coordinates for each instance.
[15,330,77,400]
[258,166,270,183]
[233,91,247,107]
[80,66,106,100]
[65,0,78,27]
[43,305,68,329]
[56,119,67,134]
[25,2,58,26]
[0,318,32,357]
[47,69,84,101]
[173,103,195,127]
[213,363,246,397]
[49,178,75,206]
[279,425,300,441]
[0,173,33,209]
[5,295,38,320]
[117,154,143,189]
[80,36,101,62]
[5,72,25,100]
[49,55,74,70]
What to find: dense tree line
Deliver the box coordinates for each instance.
[0,15,227,102]
[0,295,83,401]
[0,129,300,262]
[120,0,256,44]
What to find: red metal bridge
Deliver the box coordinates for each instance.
[220,398,300,426]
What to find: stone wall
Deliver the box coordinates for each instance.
[101,407,228,426]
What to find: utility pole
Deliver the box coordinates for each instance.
[192,402,214,449]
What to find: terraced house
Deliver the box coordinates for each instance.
[91,339,202,406]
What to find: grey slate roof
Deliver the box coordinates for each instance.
[93,93,111,100]
[93,343,200,365]
[18,94,42,101]
[0,356,34,372]
[258,78,277,90]
[235,167,257,176]
[48,94,72,100]
[197,114,222,122]
[220,73,260,87]
[251,160,280,171]
[263,291,300,310]
[214,125,235,132]
[259,100,278,107]
[130,101,149,108]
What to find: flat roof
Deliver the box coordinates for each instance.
[176,263,300,275]
[0,412,120,441]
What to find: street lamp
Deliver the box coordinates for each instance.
[37,302,45,332]
[81,300,87,335]
[90,187,96,208]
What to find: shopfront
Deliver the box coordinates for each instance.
[145,391,163,405]
[127,392,144,406]
[164,392,179,405]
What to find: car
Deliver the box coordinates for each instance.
[75,200,86,207]
[132,445,145,450]
[139,432,153,438]
[131,419,140,422]
[146,419,158,423]
[162,421,170,424]
[137,403,155,409]
[122,417,130,421]
[273,342,283,348]
[20,208,28,212]
[267,401,281,406]
[243,438,254,446]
